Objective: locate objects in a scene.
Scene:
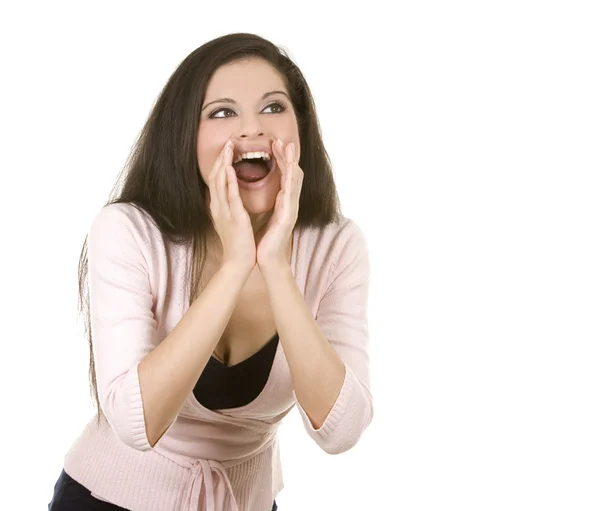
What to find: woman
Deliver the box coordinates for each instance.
[48,32,374,511]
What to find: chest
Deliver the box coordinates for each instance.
[212,273,278,367]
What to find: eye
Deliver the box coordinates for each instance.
[208,101,286,119]
[262,101,286,114]
[209,108,236,119]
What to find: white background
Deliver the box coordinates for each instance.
[1,1,599,510]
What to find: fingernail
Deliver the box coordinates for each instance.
[277,138,284,147]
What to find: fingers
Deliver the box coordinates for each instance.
[208,139,248,223]
[271,139,287,189]
[273,139,297,192]
[208,139,231,183]
[285,141,295,163]
[285,142,296,196]
[226,165,245,217]
[273,139,297,169]
[272,138,287,172]
[209,139,233,215]
[207,141,227,207]
[216,141,233,214]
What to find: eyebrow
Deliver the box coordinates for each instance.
[201,90,290,112]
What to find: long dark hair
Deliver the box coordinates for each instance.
[78,33,342,425]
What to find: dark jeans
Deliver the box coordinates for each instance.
[49,469,278,510]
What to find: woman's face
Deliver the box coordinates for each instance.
[197,57,301,217]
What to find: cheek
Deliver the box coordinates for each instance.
[268,115,300,146]
[197,125,228,181]
[285,119,301,158]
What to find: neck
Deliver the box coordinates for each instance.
[249,211,273,243]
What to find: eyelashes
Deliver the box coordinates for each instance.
[208,100,287,119]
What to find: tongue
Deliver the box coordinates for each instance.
[234,161,269,182]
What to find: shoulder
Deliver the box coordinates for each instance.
[87,202,168,271]
[328,215,369,258]
[296,214,370,287]
[89,202,161,246]
[90,201,156,232]
[298,214,369,260]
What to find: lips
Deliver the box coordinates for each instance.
[232,145,276,174]
[232,146,273,163]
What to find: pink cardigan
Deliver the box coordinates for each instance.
[62,202,373,511]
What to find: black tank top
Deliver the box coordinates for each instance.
[193,333,279,410]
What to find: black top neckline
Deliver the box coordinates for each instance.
[194,332,280,410]
[209,332,279,369]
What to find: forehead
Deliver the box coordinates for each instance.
[204,58,288,101]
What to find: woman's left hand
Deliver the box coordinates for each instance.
[256,139,303,270]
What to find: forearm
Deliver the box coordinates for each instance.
[261,265,346,429]
[138,262,252,447]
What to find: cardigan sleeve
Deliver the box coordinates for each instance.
[87,203,173,451]
[293,219,374,454]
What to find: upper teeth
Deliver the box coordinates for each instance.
[234,151,271,164]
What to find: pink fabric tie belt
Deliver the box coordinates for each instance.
[185,458,238,511]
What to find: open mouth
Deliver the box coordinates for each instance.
[232,151,275,183]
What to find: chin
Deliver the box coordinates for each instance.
[240,193,277,216]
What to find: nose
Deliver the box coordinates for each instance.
[235,112,265,139]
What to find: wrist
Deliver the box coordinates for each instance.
[219,261,255,282]
[258,260,292,281]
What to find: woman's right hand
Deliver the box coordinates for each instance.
[206,139,256,273]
